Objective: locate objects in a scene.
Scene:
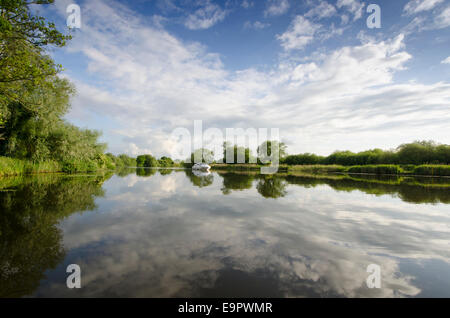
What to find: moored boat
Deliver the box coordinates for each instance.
[192,163,211,171]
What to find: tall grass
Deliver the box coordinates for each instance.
[0,157,27,176]
[288,165,347,174]
[0,157,62,176]
[0,156,104,176]
[347,165,403,175]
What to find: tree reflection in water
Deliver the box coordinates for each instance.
[185,170,214,188]
[217,171,450,204]
[0,174,111,297]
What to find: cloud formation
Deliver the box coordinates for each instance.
[305,0,337,20]
[277,16,321,50]
[184,0,227,30]
[50,0,450,158]
[403,0,444,15]
[336,0,365,21]
[264,0,290,17]
[244,20,270,30]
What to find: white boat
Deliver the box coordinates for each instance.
[192,163,211,171]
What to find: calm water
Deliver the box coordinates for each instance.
[1,169,450,298]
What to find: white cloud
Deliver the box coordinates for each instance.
[264,0,290,17]
[244,21,270,30]
[336,0,365,21]
[340,14,350,25]
[404,0,444,15]
[434,5,450,29]
[241,0,254,9]
[277,16,321,50]
[305,0,337,19]
[442,56,450,64]
[57,0,450,158]
[184,1,227,30]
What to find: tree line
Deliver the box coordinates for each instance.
[284,141,450,166]
[135,140,450,168]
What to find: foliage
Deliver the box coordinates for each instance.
[413,165,450,176]
[137,154,158,168]
[191,148,215,164]
[285,141,450,166]
[284,153,325,165]
[222,142,253,164]
[0,156,61,176]
[106,153,136,168]
[0,0,110,170]
[0,0,71,129]
[257,141,287,164]
[158,156,174,167]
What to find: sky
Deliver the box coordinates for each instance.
[37,0,450,158]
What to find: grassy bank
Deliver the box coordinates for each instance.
[288,165,347,174]
[211,163,450,177]
[0,157,61,177]
[346,165,402,175]
[0,157,111,177]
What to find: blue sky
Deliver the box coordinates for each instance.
[39,0,450,157]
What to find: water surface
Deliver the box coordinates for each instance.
[1,169,449,297]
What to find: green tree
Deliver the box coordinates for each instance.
[0,0,71,119]
[257,141,286,164]
[158,156,174,167]
[137,154,157,167]
[0,0,109,169]
[191,148,214,164]
[222,142,253,164]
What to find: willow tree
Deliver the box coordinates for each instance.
[1,1,106,164]
[0,0,72,154]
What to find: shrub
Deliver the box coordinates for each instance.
[413,165,450,176]
[62,160,99,173]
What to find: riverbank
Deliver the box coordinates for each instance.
[0,157,110,177]
[211,164,450,177]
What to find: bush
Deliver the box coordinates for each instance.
[137,154,157,167]
[62,160,99,173]
[413,165,450,176]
